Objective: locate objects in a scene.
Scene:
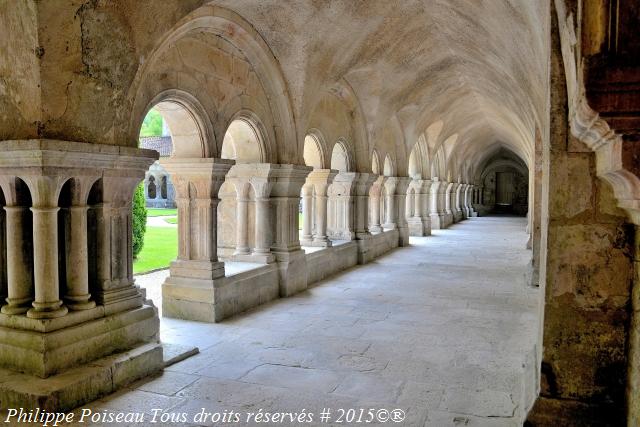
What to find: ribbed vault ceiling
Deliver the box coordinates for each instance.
[212,0,549,178]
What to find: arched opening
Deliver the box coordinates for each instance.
[331,141,350,172]
[372,150,381,175]
[221,119,264,164]
[479,149,529,216]
[303,135,324,169]
[147,176,157,200]
[300,134,324,237]
[383,155,394,177]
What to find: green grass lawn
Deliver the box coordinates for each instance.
[164,217,178,224]
[146,208,177,217]
[133,226,177,274]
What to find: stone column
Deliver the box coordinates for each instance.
[1,205,32,314]
[368,176,385,233]
[382,177,398,229]
[419,179,432,236]
[327,172,359,240]
[443,182,454,227]
[306,169,337,247]
[394,177,411,246]
[452,183,463,222]
[233,182,250,255]
[300,184,314,245]
[253,194,273,260]
[65,206,95,310]
[269,164,312,296]
[352,173,375,239]
[407,178,428,236]
[29,205,67,318]
[430,178,445,229]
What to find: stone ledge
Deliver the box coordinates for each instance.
[0,342,163,412]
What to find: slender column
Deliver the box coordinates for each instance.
[368,176,385,233]
[234,196,250,255]
[413,188,422,218]
[27,206,67,318]
[65,206,95,310]
[1,206,32,314]
[353,173,376,239]
[394,177,411,246]
[313,191,329,244]
[383,177,398,229]
[253,197,271,255]
[430,179,444,229]
[301,185,313,242]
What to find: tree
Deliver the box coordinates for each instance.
[132,183,147,258]
[139,109,163,137]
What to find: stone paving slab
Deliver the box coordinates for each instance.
[76,216,538,426]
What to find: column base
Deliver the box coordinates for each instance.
[232,253,276,263]
[301,238,333,247]
[369,225,383,233]
[65,294,97,311]
[0,342,163,411]
[1,297,32,315]
[397,225,410,246]
[0,305,159,378]
[443,212,454,227]
[453,211,464,222]
[421,216,432,236]
[27,301,68,319]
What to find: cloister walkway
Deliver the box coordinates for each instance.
[79,216,539,426]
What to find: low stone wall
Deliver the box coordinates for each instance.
[306,242,358,286]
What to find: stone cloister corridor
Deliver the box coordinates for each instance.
[1,0,640,425]
[78,216,539,426]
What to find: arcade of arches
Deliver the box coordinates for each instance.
[0,1,639,425]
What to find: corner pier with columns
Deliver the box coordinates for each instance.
[0,140,162,410]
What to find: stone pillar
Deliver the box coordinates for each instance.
[0,205,32,314]
[430,178,446,229]
[352,173,377,264]
[394,177,411,246]
[419,179,432,236]
[269,164,313,297]
[327,172,359,240]
[252,191,274,262]
[304,169,337,247]
[382,177,398,229]
[368,175,385,233]
[161,158,234,322]
[466,184,478,217]
[300,184,314,244]
[0,141,162,409]
[452,183,463,222]
[407,178,429,236]
[443,182,454,227]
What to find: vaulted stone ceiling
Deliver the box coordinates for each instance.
[214,0,550,173]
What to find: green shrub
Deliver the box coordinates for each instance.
[132,183,147,259]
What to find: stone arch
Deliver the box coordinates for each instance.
[128,5,297,163]
[331,140,352,172]
[371,150,381,175]
[383,155,395,177]
[141,90,213,159]
[303,133,325,169]
[221,116,267,164]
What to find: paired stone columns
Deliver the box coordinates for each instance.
[407,178,430,236]
[382,177,398,229]
[430,178,446,229]
[226,164,276,263]
[394,177,411,246]
[161,158,234,320]
[443,181,454,227]
[368,175,386,233]
[452,182,464,222]
[301,169,337,247]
